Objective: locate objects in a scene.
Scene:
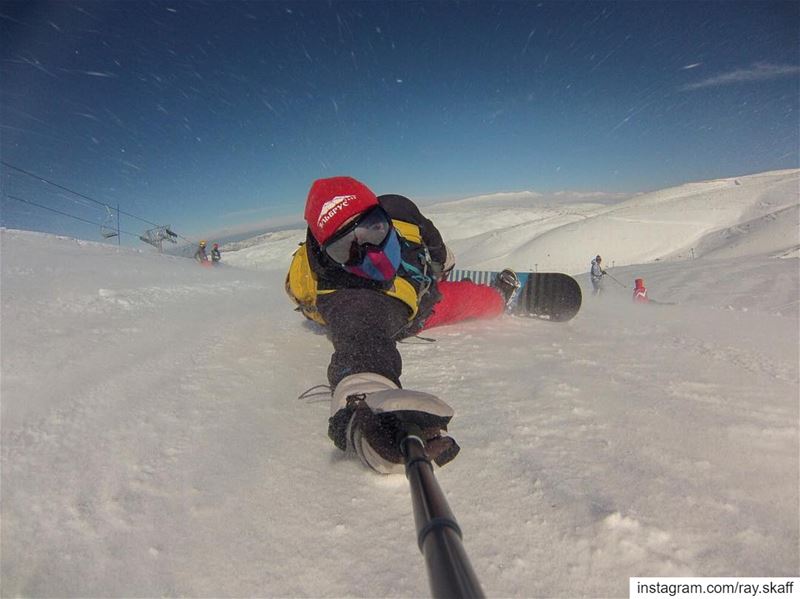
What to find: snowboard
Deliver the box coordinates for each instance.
[448,270,582,322]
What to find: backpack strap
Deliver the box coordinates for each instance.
[391,219,423,244]
[285,244,328,325]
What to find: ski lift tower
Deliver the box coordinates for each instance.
[139,225,178,252]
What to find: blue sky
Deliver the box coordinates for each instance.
[1,1,798,244]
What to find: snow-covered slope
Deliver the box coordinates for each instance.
[222,169,799,276]
[430,169,799,273]
[2,170,798,597]
[219,228,306,269]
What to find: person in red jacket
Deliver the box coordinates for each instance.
[286,176,519,473]
[632,278,649,303]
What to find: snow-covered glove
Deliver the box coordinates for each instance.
[429,246,456,281]
[328,373,460,474]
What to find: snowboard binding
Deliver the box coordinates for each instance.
[493,268,522,309]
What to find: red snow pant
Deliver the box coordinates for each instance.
[422,280,505,330]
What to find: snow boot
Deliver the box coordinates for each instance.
[493,268,521,308]
[328,373,460,474]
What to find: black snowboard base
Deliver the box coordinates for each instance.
[448,270,582,322]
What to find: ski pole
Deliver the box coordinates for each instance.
[400,427,485,599]
[605,272,627,287]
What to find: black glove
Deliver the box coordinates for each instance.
[350,408,460,469]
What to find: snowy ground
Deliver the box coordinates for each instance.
[2,169,798,597]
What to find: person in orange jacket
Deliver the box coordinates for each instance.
[194,240,209,263]
[632,278,649,303]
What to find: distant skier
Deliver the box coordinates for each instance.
[632,278,649,303]
[286,176,519,474]
[194,240,209,263]
[211,243,221,264]
[590,255,607,295]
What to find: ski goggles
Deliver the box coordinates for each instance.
[322,206,394,266]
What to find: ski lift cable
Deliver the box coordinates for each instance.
[3,194,140,238]
[0,161,161,228]
[2,161,199,247]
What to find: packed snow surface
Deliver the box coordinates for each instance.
[2,169,798,597]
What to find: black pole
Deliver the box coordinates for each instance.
[401,431,485,599]
[609,274,627,287]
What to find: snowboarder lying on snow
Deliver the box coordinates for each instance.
[590,254,607,295]
[286,176,520,474]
